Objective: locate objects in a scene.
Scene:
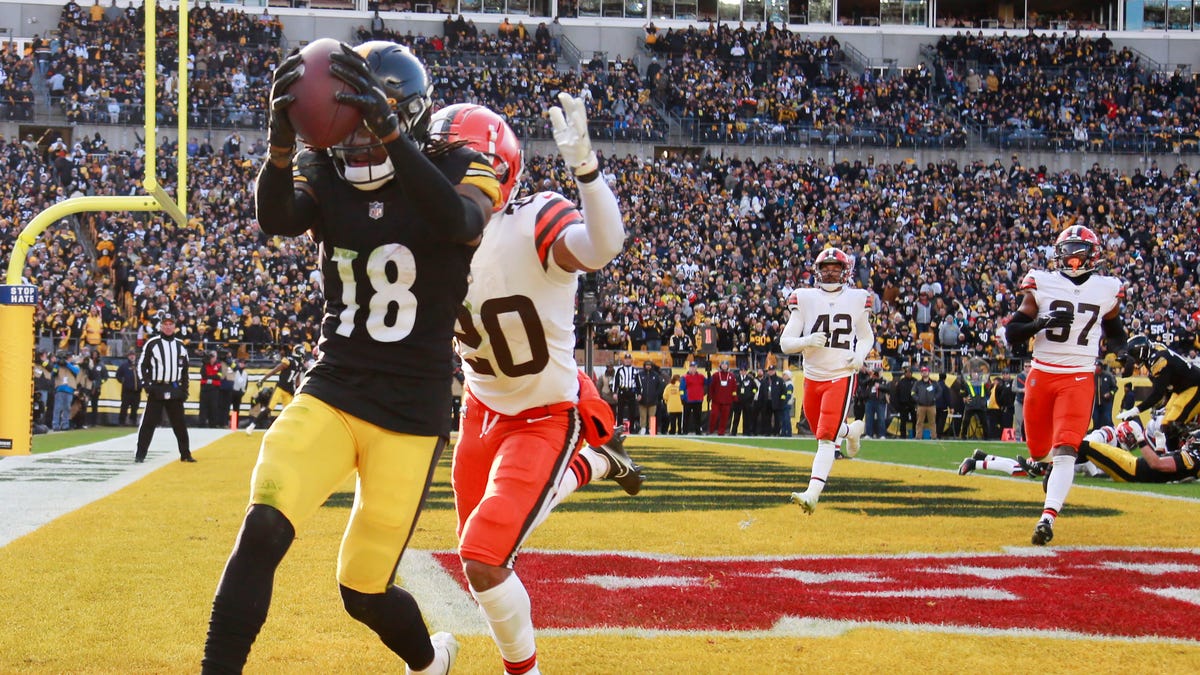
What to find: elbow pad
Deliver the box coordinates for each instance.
[1101,315,1127,353]
[1004,311,1040,344]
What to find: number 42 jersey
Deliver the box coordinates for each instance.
[783,287,873,382]
[456,192,585,416]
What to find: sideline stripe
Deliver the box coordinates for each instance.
[0,429,231,548]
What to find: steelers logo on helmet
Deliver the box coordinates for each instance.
[813,247,853,292]
[428,103,524,212]
[1053,225,1101,278]
[329,41,433,192]
[1120,334,1154,367]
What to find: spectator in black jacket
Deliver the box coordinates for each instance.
[114,349,140,426]
[732,369,757,435]
[637,360,666,435]
[891,365,916,438]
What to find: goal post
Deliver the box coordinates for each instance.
[0,1,189,456]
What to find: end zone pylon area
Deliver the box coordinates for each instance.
[1,434,1198,673]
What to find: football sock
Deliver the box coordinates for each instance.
[471,573,537,674]
[339,585,433,669]
[983,456,1020,475]
[551,448,607,509]
[1043,454,1078,521]
[202,505,295,674]
[806,439,837,497]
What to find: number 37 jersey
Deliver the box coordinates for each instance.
[456,192,584,416]
[1021,270,1124,373]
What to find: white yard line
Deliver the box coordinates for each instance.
[0,428,230,548]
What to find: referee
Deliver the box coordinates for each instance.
[135,314,195,463]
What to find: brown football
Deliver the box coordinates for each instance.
[287,38,363,149]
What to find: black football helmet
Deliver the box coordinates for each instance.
[1120,334,1154,367]
[331,41,433,191]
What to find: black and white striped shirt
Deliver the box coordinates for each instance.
[615,365,640,394]
[139,334,190,387]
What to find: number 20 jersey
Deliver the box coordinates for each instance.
[1021,270,1124,373]
[456,192,583,416]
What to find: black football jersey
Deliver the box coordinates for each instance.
[291,146,498,435]
[1139,345,1200,411]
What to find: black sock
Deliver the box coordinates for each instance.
[202,505,295,674]
[340,584,434,669]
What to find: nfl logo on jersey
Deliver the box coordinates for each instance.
[368,201,384,220]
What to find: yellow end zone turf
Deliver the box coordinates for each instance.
[1,433,1198,673]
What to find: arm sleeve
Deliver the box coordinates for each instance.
[561,175,625,270]
[255,160,319,236]
[1004,310,1041,344]
[854,308,875,363]
[1101,314,1128,353]
[385,135,489,244]
[778,310,807,354]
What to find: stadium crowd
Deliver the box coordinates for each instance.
[3,4,1200,437]
[20,3,1200,152]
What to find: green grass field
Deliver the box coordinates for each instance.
[4,431,1199,674]
[30,428,134,454]
[713,435,1200,498]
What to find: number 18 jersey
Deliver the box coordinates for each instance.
[456,192,583,416]
[1021,270,1124,373]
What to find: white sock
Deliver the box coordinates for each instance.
[470,573,537,672]
[1043,454,1078,521]
[805,439,838,498]
[549,447,607,509]
[983,456,1020,475]
[835,422,849,441]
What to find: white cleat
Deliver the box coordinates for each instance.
[790,491,817,515]
[844,420,865,458]
[245,422,256,436]
[407,631,459,675]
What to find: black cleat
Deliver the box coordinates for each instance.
[181,456,197,463]
[595,429,644,496]
[134,457,145,464]
[1032,519,1054,546]
[1016,455,1047,478]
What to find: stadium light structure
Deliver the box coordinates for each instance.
[1,2,190,456]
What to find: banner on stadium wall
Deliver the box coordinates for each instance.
[0,285,38,455]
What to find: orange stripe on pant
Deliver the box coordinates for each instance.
[802,375,855,441]
[454,392,581,568]
[1023,368,1095,459]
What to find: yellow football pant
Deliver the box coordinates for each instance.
[249,393,443,593]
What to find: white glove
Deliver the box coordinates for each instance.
[796,332,827,349]
[549,92,598,176]
[1116,407,1140,421]
[846,355,865,371]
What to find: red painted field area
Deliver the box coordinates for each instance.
[436,549,1200,639]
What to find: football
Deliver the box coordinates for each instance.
[287,38,363,149]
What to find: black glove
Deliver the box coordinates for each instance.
[1035,308,1074,331]
[268,49,303,157]
[329,43,400,141]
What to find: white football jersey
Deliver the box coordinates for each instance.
[1021,269,1124,374]
[781,287,873,382]
[456,192,583,415]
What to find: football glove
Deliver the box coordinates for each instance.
[1034,308,1074,332]
[549,92,599,177]
[846,355,865,371]
[1116,406,1141,421]
[795,332,827,349]
[268,49,303,158]
[330,43,401,141]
